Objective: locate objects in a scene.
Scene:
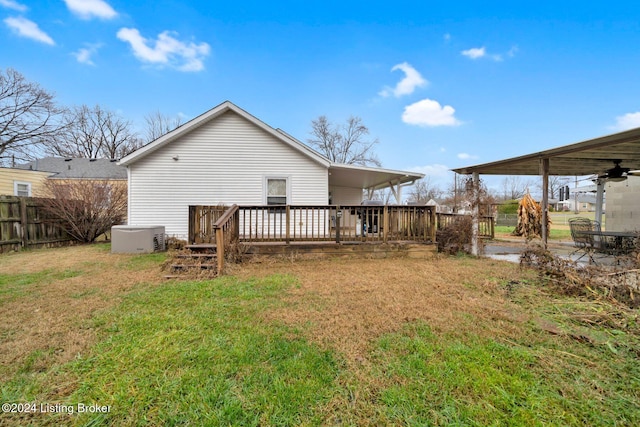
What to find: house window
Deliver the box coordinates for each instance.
[14,181,31,197]
[266,178,288,205]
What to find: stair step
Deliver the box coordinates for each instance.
[171,264,217,270]
[175,253,217,258]
[185,244,217,251]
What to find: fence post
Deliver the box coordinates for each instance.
[20,197,28,249]
[430,207,437,243]
[490,216,495,239]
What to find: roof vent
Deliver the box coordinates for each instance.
[64,158,72,162]
[89,158,97,162]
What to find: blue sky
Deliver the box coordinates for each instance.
[3,0,640,191]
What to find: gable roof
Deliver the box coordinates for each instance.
[16,157,127,179]
[118,101,331,168]
[118,100,424,190]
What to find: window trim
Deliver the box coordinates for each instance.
[263,176,290,206]
[14,181,32,197]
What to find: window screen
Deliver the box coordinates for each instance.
[267,178,287,205]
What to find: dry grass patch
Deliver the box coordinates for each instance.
[0,245,164,376]
[238,256,534,365]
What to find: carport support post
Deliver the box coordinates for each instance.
[471,172,480,256]
[594,178,605,228]
[540,158,549,250]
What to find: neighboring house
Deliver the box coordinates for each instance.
[558,193,604,213]
[0,167,53,196]
[119,101,424,239]
[16,157,127,197]
[605,178,640,231]
[15,157,127,188]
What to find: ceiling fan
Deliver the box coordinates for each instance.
[599,160,639,182]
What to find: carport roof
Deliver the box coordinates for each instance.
[329,163,424,191]
[452,127,640,176]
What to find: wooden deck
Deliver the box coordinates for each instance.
[186,204,494,274]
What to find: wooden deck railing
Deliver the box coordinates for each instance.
[188,205,228,244]
[436,213,495,239]
[188,205,498,273]
[237,205,437,244]
[189,204,437,246]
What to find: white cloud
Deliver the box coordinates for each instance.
[4,16,54,45]
[379,62,427,98]
[73,44,102,66]
[461,46,503,61]
[461,47,486,59]
[507,45,519,58]
[610,112,640,131]
[402,99,461,127]
[64,0,117,20]
[0,0,27,12]
[117,28,211,72]
[457,152,478,160]
[443,33,451,42]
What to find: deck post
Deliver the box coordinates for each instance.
[216,227,224,274]
[285,205,291,244]
[383,205,389,243]
[335,207,341,243]
[188,206,194,244]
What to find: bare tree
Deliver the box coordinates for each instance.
[537,175,570,199]
[144,110,183,142]
[46,104,141,159]
[0,68,66,164]
[407,178,443,204]
[38,179,127,243]
[500,176,535,201]
[307,115,381,166]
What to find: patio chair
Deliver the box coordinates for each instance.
[568,218,599,263]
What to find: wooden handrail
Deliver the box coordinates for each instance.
[211,204,239,274]
[213,204,239,229]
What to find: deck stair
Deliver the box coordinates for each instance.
[164,244,218,279]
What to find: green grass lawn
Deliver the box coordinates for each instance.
[494,225,572,240]
[1,245,639,426]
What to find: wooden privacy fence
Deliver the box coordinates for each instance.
[189,204,437,245]
[0,196,72,253]
[437,213,495,239]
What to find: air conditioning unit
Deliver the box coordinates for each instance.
[111,225,166,253]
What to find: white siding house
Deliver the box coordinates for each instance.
[119,101,423,239]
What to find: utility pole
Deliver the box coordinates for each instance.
[574,176,579,214]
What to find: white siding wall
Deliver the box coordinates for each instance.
[128,111,328,238]
[329,185,363,205]
[605,179,640,231]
